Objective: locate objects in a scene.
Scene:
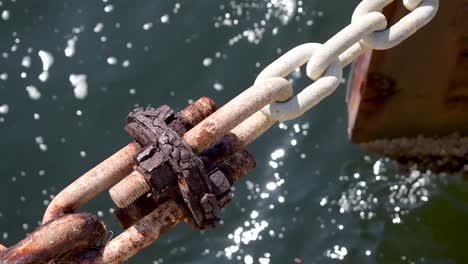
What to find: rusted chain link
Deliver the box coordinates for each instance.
[1,0,439,263]
[0,213,106,263]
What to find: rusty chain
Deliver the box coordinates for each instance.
[0,1,439,263]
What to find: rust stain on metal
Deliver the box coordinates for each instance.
[361,72,397,103]
[42,97,217,225]
[452,1,468,34]
[190,120,218,151]
[0,213,106,264]
[42,143,139,224]
[113,133,248,229]
[60,200,185,264]
[445,36,468,108]
[223,151,256,182]
[178,97,218,129]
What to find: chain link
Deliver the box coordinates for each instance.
[352,0,439,50]
[307,12,387,80]
[256,43,343,121]
[227,0,439,145]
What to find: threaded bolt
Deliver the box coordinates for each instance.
[109,170,150,208]
[178,97,217,129]
[110,97,217,210]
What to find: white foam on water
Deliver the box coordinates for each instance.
[270,149,285,160]
[34,136,48,152]
[106,57,117,65]
[202,57,212,67]
[0,104,9,114]
[38,50,53,71]
[143,22,153,30]
[21,56,31,68]
[1,10,9,20]
[213,82,223,91]
[93,22,104,33]
[104,5,114,13]
[64,36,77,57]
[25,85,41,100]
[38,72,49,82]
[325,245,348,260]
[69,74,88,100]
[160,14,170,23]
[38,50,54,82]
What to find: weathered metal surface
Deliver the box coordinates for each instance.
[200,133,244,172]
[61,151,256,263]
[110,170,151,209]
[42,143,139,224]
[112,134,250,229]
[351,0,439,50]
[0,213,106,264]
[114,188,158,229]
[114,104,218,229]
[219,150,257,182]
[110,104,198,209]
[362,134,468,172]
[183,77,292,154]
[178,97,218,131]
[347,0,468,170]
[209,150,257,207]
[60,200,185,264]
[42,97,217,224]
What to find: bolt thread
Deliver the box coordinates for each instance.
[109,171,150,208]
[178,97,217,129]
[110,98,216,212]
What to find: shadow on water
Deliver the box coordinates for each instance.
[0,0,467,263]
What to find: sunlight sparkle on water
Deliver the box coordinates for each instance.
[1,10,9,20]
[326,245,348,260]
[21,56,31,68]
[69,74,88,99]
[202,57,213,67]
[26,85,41,100]
[93,22,103,33]
[160,14,170,23]
[38,50,54,82]
[143,23,153,30]
[270,149,285,160]
[0,104,9,115]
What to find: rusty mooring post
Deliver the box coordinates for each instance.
[347,0,468,171]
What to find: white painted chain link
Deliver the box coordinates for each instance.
[188,0,440,147]
[262,0,439,119]
[352,0,439,50]
[229,0,439,145]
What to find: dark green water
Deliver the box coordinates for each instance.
[0,0,467,263]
